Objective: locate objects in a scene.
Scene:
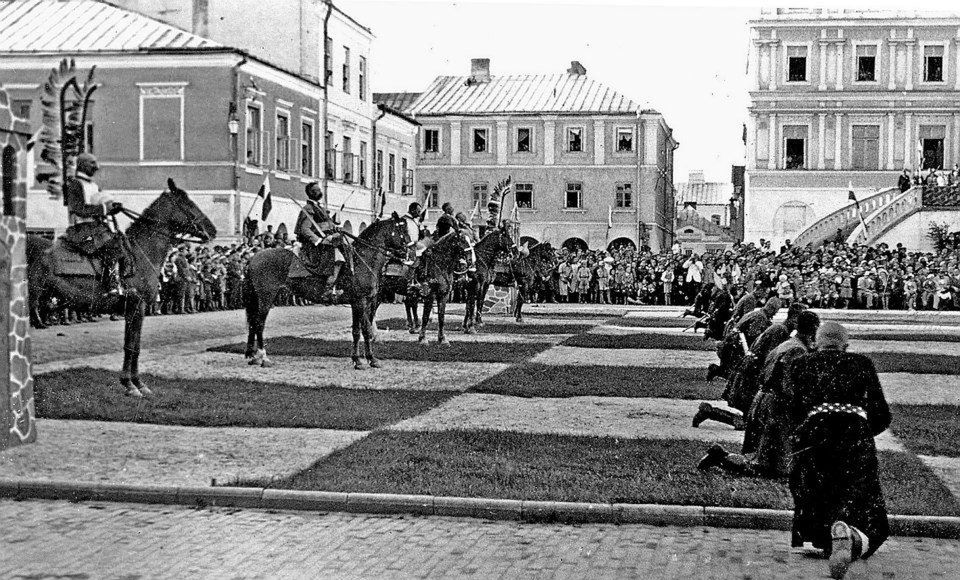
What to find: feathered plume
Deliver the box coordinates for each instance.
[487,176,512,227]
[38,59,98,204]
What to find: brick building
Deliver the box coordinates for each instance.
[379,59,677,252]
[746,8,960,245]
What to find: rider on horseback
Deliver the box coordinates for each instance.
[435,202,476,275]
[295,181,348,301]
[62,153,127,295]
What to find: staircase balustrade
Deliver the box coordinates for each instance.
[846,187,923,246]
[792,187,900,248]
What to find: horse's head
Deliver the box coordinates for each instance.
[531,242,558,278]
[149,179,217,243]
[385,211,414,252]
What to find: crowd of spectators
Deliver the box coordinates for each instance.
[539,238,960,311]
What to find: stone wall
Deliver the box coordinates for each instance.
[0,88,37,451]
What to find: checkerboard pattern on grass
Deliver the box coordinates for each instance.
[11,306,960,516]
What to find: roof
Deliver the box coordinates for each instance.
[374,92,421,113]
[407,74,640,116]
[753,8,960,23]
[377,103,419,127]
[676,207,736,242]
[0,0,220,53]
[675,181,733,206]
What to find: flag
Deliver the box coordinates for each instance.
[25,127,42,151]
[377,187,387,218]
[259,175,272,220]
[848,182,868,234]
[605,205,613,243]
[468,199,480,222]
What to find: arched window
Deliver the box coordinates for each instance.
[561,237,588,252]
[2,145,16,216]
[359,222,367,233]
[341,220,354,235]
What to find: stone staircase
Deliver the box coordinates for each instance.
[792,187,900,248]
[847,184,960,246]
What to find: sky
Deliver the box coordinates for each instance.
[342,0,958,184]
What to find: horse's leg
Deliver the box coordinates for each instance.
[351,302,364,369]
[368,296,380,343]
[118,291,142,397]
[437,289,450,346]
[515,284,526,323]
[475,282,487,328]
[362,298,380,368]
[419,292,434,344]
[404,297,415,333]
[127,292,152,396]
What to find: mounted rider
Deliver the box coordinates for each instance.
[295,181,349,300]
[61,153,127,294]
[435,202,475,274]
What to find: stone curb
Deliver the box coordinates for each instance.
[1,478,958,539]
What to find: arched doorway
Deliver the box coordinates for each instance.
[359,222,367,233]
[519,235,538,247]
[342,220,354,235]
[607,237,636,252]
[561,237,588,253]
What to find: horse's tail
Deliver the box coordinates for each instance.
[242,266,258,332]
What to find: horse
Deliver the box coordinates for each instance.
[377,265,423,334]
[242,212,413,370]
[27,179,217,397]
[416,230,471,345]
[511,242,558,323]
[462,224,518,334]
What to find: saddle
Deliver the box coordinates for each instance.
[384,261,409,278]
[50,238,102,277]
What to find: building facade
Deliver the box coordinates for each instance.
[384,59,677,252]
[745,8,960,245]
[0,0,415,240]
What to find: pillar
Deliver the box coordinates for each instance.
[768,113,777,170]
[817,113,826,169]
[905,43,914,91]
[888,42,898,90]
[886,113,895,170]
[904,112,913,169]
[769,43,779,91]
[746,113,757,170]
[835,40,845,90]
[819,35,828,91]
[833,113,843,170]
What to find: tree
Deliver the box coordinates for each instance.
[928,221,960,252]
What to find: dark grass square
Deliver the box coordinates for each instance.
[562,332,715,351]
[470,364,720,399]
[376,317,595,335]
[890,404,960,457]
[209,336,553,363]
[233,430,959,516]
[605,317,694,329]
[855,333,960,343]
[867,353,960,374]
[34,367,456,430]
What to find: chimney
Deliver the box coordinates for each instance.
[688,170,705,184]
[567,61,587,76]
[192,0,209,37]
[469,58,491,83]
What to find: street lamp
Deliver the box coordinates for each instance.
[227,102,239,135]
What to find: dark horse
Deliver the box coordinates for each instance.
[377,256,424,334]
[510,242,558,323]
[462,224,518,334]
[416,230,470,345]
[27,179,217,396]
[242,213,412,369]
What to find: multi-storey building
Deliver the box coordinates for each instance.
[745,8,960,245]
[381,59,677,252]
[0,0,415,239]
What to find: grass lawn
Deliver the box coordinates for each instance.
[855,333,960,343]
[209,336,553,363]
[34,367,456,430]
[606,317,693,329]
[470,364,720,399]
[868,353,960,374]
[234,430,959,516]
[376,317,595,335]
[890,404,960,457]
[563,332,715,351]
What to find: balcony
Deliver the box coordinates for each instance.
[342,152,356,184]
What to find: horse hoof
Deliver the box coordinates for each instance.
[464,327,476,335]
[418,337,427,345]
[134,381,153,396]
[260,358,274,368]
[354,361,365,370]
[516,318,525,324]
[369,359,381,369]
[437,339,450,347]
[124,386,142,398]
[408,328,418,335]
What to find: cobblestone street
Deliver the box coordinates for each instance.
[3,499,959,579]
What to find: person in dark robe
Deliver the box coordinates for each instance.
[701,280,733,341]
[696,311,819,477]
[789,322,891,579]
[707,287,764,382]
[693,296,781,430]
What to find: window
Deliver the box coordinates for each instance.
[275,113,290,171]
[424,128,440,153]
[851,125,880,170]
[388,153,396,192]
[324,131,335,179]
[246,105,262,165]
[615,183,633,208]
[565,182,582,209]
[472,182,488,209]
[376,149,384,188]
[787,46,807,82]
[515,183,533,208]
[359,141,368,187]
[342,46,351,93]
[920,125,946,170]
[473,128,488,153]
[711,215,722,225]
[567,127,583,152]
[324,36,333,86]
[856,45,877,82]
[516,127,531,152]
[616,128,634,152]
[342,136,353,183]
[11,99,31,120]
[401,157,409,193]
[925,45,944,82]
[782,125,806,169]
[301,120,314,176]
[423,183,439,208]
[359,56,367,100]
[2,146,15,216]
[140,85,184,161]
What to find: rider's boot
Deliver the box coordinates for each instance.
[321,263,343,302]
[105,261,124,296]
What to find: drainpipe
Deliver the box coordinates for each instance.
[635,112,641,251]
[371,104,387,217]
[232,55,248,238]
[321,0,333,212]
